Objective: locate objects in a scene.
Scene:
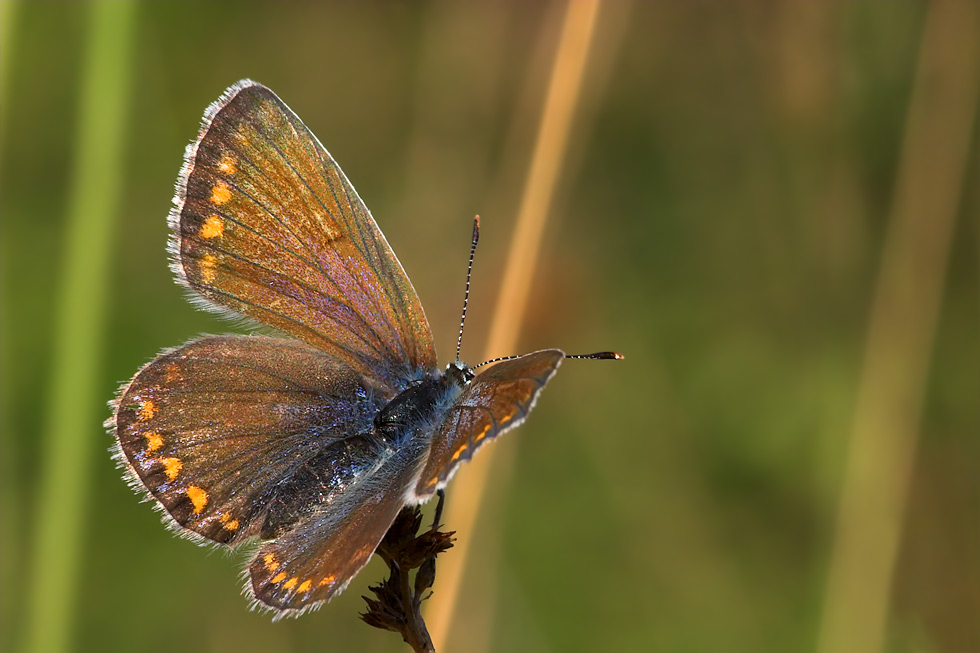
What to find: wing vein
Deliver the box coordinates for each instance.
[247,119,407,366]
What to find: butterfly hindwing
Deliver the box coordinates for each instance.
[247,440,426,616]
[416,349,565,496]
[171,80,436,388]
[111,335,387,545]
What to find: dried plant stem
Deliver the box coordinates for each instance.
[816,5,980,653]
[424,1,602,649]
[361,492,454,652]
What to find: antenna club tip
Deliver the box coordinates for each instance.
[596,351,623,360]
[567,351,624,360]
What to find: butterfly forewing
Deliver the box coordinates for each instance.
[112,335,385,544]
[416,350,565,496]
[172,80,436,387]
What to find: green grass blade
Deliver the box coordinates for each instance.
[23,3,137,652]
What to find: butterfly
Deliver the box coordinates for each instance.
[108,79,620,618]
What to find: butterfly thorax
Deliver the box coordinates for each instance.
[373,363,472,447]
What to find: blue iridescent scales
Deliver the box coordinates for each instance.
[108,80,617,618]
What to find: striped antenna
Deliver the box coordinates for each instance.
[472,350,623,370]
[455,216,480,363]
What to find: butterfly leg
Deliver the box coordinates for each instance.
[432,488,446,529]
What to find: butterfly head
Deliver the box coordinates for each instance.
[445,360,475,388]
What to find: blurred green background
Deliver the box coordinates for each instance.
[2,2,978,652]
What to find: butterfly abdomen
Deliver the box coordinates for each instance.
[261,434,388,539]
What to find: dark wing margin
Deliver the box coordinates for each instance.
[109,335,382,545]
[169,80,436,388]
[415,349,565,497]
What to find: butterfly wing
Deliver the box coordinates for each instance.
[416,350,565,497]
[171,80,436,387]
[247,440,426,616]
[110,335,386,545]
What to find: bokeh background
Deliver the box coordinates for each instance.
[2,2,978,652]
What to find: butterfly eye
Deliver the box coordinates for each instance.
[444,363,474,386]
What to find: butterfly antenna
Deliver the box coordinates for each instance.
[471,354,521,370]
[473,350,623,370]
[455,216,480,363]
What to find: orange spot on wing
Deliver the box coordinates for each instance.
[283,577,298,590]
[450,443,469,463]
[427,476,439,487]
[210,182,231,205]
[199,215,224,239]
[199,254,217,283]
[473,424,492,443]
[356,544,374,561]
[272,572,287,584]
[298,579,312,593]
[217,155,237,175]
[139,400,157,421]
[186,486,208,513]
[144,431,163,452]
[263,553,279,572]
[225,519,239,531]
[219,512,239,531]
[318,575,335,587]
[159,457,182,482]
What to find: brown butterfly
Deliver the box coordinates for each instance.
[108,80,620,617]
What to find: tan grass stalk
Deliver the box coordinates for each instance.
[425,1,603,649]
